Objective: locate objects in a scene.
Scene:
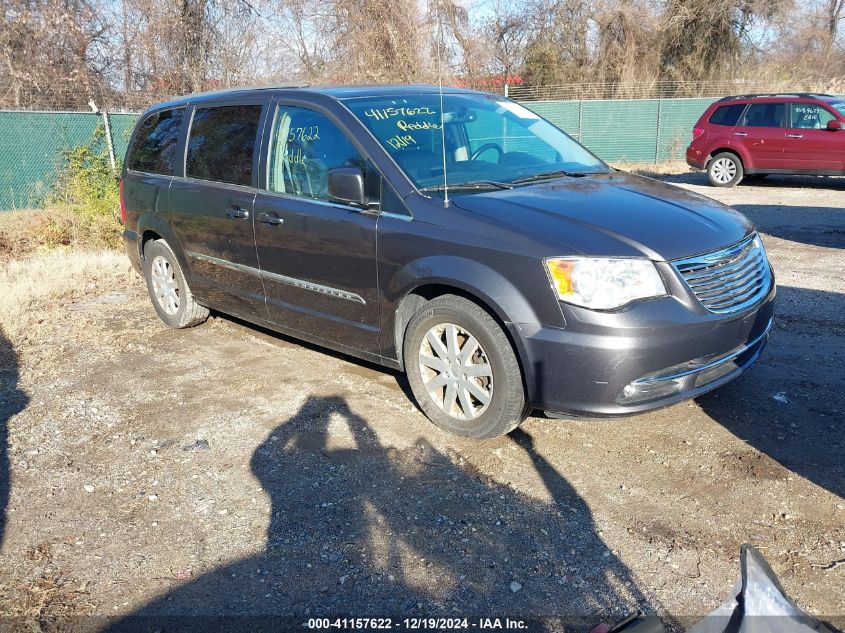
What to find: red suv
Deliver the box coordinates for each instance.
[687,93,845,187]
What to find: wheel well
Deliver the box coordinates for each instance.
[707,148,743,167]
[393,284,525,384]
[140,230,162,260]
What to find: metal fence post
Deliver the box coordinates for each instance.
[504,83,509,98]
[655,99,662,163]
[101,110,117,173]
[578,100,583,142]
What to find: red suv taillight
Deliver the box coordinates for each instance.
[119,179,126,224]
[692,127,705,141]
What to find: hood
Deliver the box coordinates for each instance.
[450,171,753,261]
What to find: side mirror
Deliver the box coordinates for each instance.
[827,119,842,131]
[328,167,366,206]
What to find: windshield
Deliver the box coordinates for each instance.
[831,100,845,117]
[342,93,608,193]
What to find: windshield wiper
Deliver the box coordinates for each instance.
[510,170,590,184]
[420,180,513,193]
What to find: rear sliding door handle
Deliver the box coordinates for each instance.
[258,212,284,226]
[733,132,748,137]
[226,207,249,219]
[786,133,803,138]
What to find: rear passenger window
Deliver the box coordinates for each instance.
[742,103,785,128]
[128,108,184,174]
[186,105,262,186]
[708,104,745,127]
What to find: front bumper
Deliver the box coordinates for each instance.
[511,280,775,417]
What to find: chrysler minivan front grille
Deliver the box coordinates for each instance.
[672,234,772,314]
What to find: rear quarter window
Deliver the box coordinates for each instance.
[708,104,746,126]
[186,104,263,186]
[128,108,185,174]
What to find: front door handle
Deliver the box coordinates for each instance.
[226,207,249,219]
[734,132,748,137]
[786,133,803,138]
[258,212,284,226]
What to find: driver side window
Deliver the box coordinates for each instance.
[268,106,365,201]
[789,103,837,129]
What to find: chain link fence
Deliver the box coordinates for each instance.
[0,111,137,210]
[507,78,845,101]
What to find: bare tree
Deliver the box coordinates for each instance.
[484,0,530,80]
[593,0,660,89]
[522,0,593,85]
[0,0,112,108]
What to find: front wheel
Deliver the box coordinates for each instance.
[707,152,744,187]
[403,295,529,439]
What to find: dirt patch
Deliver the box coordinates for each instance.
[0,171,843,629]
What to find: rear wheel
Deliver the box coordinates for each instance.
[403,295,528,440]
[707,152,744,187]
[143,239,209,329]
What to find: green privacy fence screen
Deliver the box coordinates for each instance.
[0,111,137,211]
[526,97,717,162]
[0,97,716,210]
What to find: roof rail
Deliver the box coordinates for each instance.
[718,93,834,101]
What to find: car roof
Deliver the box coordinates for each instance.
[145,83,489,113]
[716,93,840,103]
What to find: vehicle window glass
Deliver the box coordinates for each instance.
[128,108,184,174]
[832,101,845,116]
[268,106,365,201]
[789,103,837,129]
[186,104,262,186]
[343,94,606,193]
[742,103,785,128]
[708,104,745,127]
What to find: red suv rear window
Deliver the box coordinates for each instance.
[708,104,746,126]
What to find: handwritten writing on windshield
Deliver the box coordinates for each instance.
[365,106,442,150]
[364,106,436,120]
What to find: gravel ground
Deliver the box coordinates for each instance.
[0,169,843,631]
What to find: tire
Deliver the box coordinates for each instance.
[143,239,209,329]
[707,152,744,187]
[403,294,528,440]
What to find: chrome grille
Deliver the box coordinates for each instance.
[672,234,772,314]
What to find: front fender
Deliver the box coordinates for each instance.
[382,255,556,383]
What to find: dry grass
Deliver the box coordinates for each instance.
[0,537,96,621]
[611,160,691,176]
[0,210,48,262]
[0,249,136,345]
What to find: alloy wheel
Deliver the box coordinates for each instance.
[150,255,180,315]
[711,158,737,184]
[418,323,494,421]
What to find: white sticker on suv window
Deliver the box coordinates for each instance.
[496,101,540,119]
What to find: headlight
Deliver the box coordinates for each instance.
[544,257,666,310]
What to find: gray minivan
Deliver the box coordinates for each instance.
[121,84,775,439]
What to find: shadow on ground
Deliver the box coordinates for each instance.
[637,170,845,191]
[0,328,26,548]
[698,285,845,499]
[730,205,845,249]
[109,396,653,631]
